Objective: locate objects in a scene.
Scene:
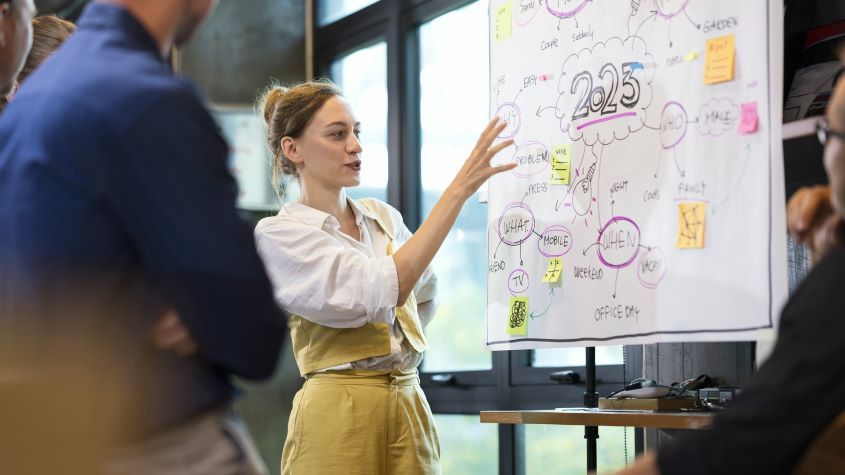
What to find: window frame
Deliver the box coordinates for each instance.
[314,1,640,472]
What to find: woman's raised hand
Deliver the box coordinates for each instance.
[448,118,516,200]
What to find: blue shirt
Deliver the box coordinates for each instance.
[0,3,285,438]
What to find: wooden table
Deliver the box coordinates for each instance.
[481,408,714,430]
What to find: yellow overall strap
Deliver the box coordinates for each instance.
[359,199,429,353]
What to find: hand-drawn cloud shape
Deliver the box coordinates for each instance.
[696,98,740,137]
[556,36,655,146]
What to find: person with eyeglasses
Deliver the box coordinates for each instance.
[786,118,845,266]
[612,68,845,475]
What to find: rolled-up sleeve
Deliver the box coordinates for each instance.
[255,219,399,328]
[413,261,438,328]
[389,206,439,326]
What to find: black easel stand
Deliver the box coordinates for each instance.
[584,346,599,473]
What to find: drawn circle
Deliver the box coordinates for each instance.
[546,0,589,18]
[507,268,530,295]
[495,102,521,139]
[515,0,541,26]
[660,101,688,149]
[653,0,691,18]
[637,247,667,289]
[596,216,641,269]
[537,225,573,257]
[497,202,535,246]
[512,141,549,178]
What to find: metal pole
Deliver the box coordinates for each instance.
[585,347,599,472]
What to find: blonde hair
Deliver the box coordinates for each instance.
[256,79,343,201]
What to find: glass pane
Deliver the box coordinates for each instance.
[318,0,379,25]
[419,1,490,372]
[434,414,497,474]
[525,425,635,474]
[330,42,388,203]
[211,108,274,210]
[533,346,625,368]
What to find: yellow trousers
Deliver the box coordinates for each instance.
[281,369,440,475]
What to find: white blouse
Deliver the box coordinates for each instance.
[254,198,438,372]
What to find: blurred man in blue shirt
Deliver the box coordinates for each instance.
[0,1,285,473]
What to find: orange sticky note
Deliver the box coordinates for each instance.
[507,296,528,335]
[495,3,512,43]
[676,202,706,249]
[738,102,758,134]
[704,35,735,85]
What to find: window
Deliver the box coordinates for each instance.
[330,42,389,203]
[525,426,634,474]
[435,414,498,474]
[419,0,490,373]
[317,0,379,25]
[211,107,275,210]
[533,346,625,368]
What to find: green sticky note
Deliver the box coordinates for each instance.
[495,3,512,43]
[550,144,571,185]
[507,296,529,336]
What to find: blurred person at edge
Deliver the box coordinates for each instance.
[1,14,76,111]
[612,64,845,475]
[0,1,286,474]
[0,0,35,96]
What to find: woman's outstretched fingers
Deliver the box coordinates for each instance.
[478,120,507,152]
[493,162,518,174]
[474,117,502,152]
[487,139,514,159]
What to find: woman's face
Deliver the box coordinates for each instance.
[292,95,363,191]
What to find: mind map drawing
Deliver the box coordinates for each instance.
[487,0,788,350]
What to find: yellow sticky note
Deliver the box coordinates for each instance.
[704,34,735,85]
[683,50,698,62]
[542,258,563,283]
[495,3,512,43]
[676,202,706,249]
[507,296,529,336]
[549,144,571,185]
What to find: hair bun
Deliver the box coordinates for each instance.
[260,86,288,124]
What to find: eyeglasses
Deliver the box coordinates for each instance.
[816,118,845,146]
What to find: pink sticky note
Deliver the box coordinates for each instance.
[738,102,758,134]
